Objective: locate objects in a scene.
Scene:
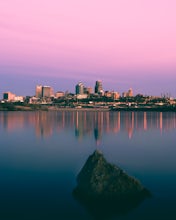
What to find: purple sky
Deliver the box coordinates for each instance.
[0,0,176,97]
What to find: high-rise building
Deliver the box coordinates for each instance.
[36,85,53,98]
[75,82,84,95]
[95,80,103,94]
[42,86,53,97]
[36,85,42,98]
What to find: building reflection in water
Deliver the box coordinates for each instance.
[1,111,176,143]
[35,112,53,138]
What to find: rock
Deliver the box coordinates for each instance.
[73,150,150,218]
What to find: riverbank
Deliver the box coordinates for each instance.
[1,103,176,112]
[0,104,109,111]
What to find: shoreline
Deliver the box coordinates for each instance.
[1,105,176,112]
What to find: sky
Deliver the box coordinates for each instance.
[0,0,176,97]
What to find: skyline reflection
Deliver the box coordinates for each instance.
[0,111,176,144]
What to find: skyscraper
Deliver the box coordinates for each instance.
[42,86,53,97]
[36,85,53,98]
[95,80,103,94]
[35,85,42,98]
[75,82,84,95]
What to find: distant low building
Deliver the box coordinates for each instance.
[14,96,24,102]
[104,91,113,98]
[3,92,16,102]
[84,87,93,95]
[122,88,133,97]
[122,92,127,98]
[29,96,39,104]
[127,88,133,97]
[76,94,88,99]
[104,91,120,99]
[112,92,120,100]
[55,91,65,98]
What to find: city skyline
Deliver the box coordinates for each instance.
[0,0,176,97]
[1,80,132,101]
[0,80,174,100]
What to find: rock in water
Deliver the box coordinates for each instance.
[73,150,150,217]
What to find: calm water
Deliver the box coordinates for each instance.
[0,111,176,220]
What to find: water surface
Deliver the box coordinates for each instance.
[0,111,176,219]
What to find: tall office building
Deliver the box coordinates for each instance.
[36,85,42,98]
[95,80,103,94]
[36,85,53,98]
[75,82,84,95]
[42,86,53,97]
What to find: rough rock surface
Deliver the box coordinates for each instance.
[73,150,150,218]
[74,150,149,199]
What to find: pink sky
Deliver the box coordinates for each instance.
[0,0,176,95]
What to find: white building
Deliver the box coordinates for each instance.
[3,92,16,102]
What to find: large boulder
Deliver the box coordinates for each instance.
[73,150,150,217]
